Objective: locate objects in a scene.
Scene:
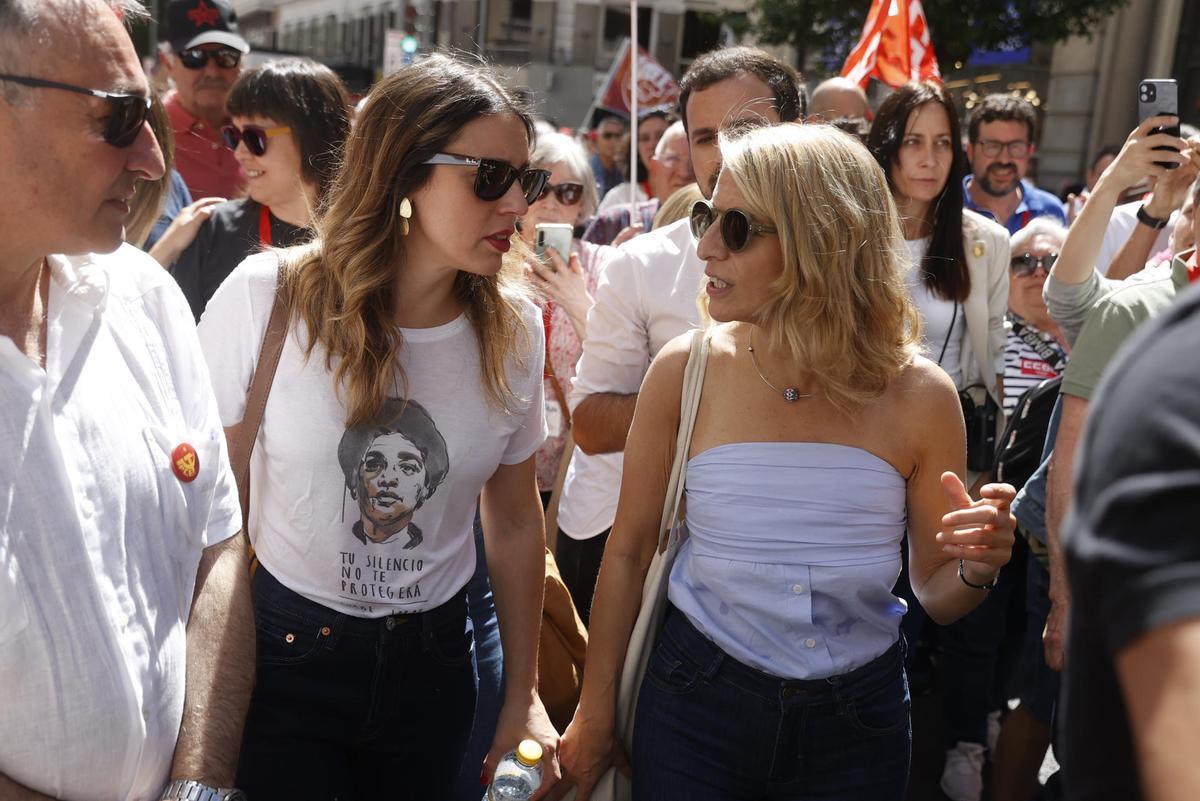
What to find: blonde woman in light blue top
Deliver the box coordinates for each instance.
[560,123,1018,801]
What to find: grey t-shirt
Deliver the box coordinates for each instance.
[170,198,308,322]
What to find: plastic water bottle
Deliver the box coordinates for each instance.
[488,739,543,800]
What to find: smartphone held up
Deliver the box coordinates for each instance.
[1137,79,1181,170]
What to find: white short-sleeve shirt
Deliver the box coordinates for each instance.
[198,253,547,616]
[0,245,241,801]
[558,218,705,539]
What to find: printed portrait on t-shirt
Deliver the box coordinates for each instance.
[337,398,450,549]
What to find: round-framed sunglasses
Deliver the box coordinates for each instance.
[1010,252,1058,277]
[177,46,243,70]
[536,182,584,206]
[222,124,291,157]
[424,152,551,204]
[689,198,777,252]
[0,73,150,148]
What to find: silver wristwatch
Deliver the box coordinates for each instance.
[160,779,248,801]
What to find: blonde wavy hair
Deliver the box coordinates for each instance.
[281,54,535,427]
[715,123,921,410]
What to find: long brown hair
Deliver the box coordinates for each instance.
[867,81,970,303]
[283,54,536,427]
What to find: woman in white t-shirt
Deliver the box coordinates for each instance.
[867,81,1011,799]
[198,55,560,801]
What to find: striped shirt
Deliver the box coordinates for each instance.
[1003,313,1067,414]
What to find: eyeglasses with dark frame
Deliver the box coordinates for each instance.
[535,182,584,206]
[975,139,1031,159]
[0,73,150,148]
[1009,252,1058,277]
[689,198,777,252]
[176,46,243,70]
[423,152,551,205]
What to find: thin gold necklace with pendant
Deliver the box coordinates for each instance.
[746,329,814,403]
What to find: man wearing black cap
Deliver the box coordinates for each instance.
[161,0,249,200]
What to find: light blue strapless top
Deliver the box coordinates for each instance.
[668,442,908,680]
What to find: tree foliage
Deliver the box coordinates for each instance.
[745,0,1131,72]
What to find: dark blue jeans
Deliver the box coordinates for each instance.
[632,606,911,801]
[452,519,505,801]
[238,568,478,801]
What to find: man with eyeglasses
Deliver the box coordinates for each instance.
[582,120,695,247]
[0,2,253,801]
[964,94,1067,235]
[160,0,250,201]
[589,115,628,201]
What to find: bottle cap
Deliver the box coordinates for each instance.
[516,739,543,767]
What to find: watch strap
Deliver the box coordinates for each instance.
[1136,204,1169,229]
[161,779,248,801]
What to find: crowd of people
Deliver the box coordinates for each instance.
[2,1,1199,801]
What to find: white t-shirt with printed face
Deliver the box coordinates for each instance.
[199,253,547,617]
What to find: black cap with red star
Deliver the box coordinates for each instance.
[166,0,250,54]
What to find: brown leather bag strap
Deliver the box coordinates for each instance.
[226,261,290,528]
[544,321,572,430]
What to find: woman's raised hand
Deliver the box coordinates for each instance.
[935,472,1016,587]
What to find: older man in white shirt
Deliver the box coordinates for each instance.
[554,46,807,624]
[0,3,252,801]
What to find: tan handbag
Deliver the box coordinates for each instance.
[538,546,589,733]
[578,328,710,801]
[223,262,290,570]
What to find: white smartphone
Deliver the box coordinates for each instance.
[534,223,573,269]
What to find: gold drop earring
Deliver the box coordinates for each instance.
[399,197,413,236]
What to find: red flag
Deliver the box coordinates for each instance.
[841,0,941,89]
[595,39,679,118]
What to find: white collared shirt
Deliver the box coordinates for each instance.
[558,218,705,538]
[0,246,241,801]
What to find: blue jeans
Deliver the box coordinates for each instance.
[1017,550,1059,725]
[632,606,911,801]
[238,568,478,801]
[451,520,505,801]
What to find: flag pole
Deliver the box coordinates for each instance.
[628,0,638,210]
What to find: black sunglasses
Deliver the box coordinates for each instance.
[222,124,291,156]
[424,152,551,205]
[177,46,243,70]
[536,182,584,206]
[1010,252,1058,277]
[0,73,150,148]
[689,198,777,252]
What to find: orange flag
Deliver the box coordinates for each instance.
[841,0,941,89]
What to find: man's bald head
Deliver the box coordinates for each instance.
[808,77,870,122]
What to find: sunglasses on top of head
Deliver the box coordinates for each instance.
[1009,252,1058,277]
[176,46,243,70]
[536,182,584,206]
[689,198,777,252]
[0,74,150,148]
[222,123,291,157]
[423,152,551,205]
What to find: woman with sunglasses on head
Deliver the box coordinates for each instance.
[167,58,351,321]
[559,123,1016,801]
[866,82,1011,801]
[196,54,560,801]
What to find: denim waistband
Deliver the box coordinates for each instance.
[662,605,904,702]
[254,567,468,637]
